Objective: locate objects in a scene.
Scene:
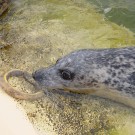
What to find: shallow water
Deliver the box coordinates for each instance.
[0,0,135,134]
[89,0,135,33]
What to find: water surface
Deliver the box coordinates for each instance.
[89,0,135,33]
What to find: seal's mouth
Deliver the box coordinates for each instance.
[36,84,97,94]
[62,87,97,94]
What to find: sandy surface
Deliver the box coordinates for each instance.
[0,0,135,134]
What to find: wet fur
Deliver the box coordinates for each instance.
[33,47,135,108]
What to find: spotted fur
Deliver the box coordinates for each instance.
[32,47,135,108]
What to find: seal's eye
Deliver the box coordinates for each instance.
[59,69,74,80]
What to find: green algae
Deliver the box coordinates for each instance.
[0,0,135,134]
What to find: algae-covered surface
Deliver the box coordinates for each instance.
[0,0,135,134]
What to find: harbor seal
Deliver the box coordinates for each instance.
[32,47,135,109]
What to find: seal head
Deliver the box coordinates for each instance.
[32,47,135,108]
[33,47,135,95]
[32,49,106,93]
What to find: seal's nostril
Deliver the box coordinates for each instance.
[32,71,40,80]
[32,72,36,80]
[32,70,44,82]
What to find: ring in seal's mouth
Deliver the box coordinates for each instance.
[1,69,44,100]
